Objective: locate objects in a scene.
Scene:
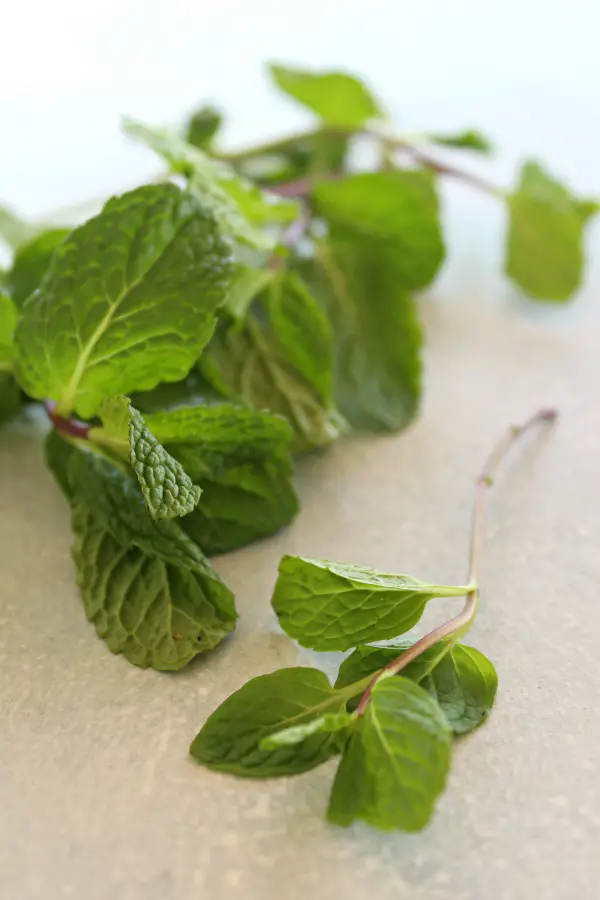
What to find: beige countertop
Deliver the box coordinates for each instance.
[2,275,600,899]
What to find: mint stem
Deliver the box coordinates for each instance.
[355,406,557,716]
[44,400,90,440]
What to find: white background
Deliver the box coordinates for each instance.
[2,0,600,221]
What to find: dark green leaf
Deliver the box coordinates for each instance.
[14,184,233,419]
[335,639,452,700]
[271,556,472,651]
[422,643,498,734]
[327,677,452,831]
[190,667,346,777]
[123,118,297,250]
[185,104,222,150]
[428,129,493,154]
[505,160,598,301]
[7,228,71,308]
[269,64,381,128]
[131,370,224,414]
[44,430,77,501]
[66,448,237,671]
[92,396,202,520]
[199,274,342,452]
[140,403,299,555]
[0,374,21,425]
[259,710,355,749]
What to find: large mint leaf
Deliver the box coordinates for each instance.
[271,556,472,651]
[505,160,598,301]
[63,448,236,671]
[327,677,452,831]
[123,118,297,251]
[190,667,345,777]
[13,184,232,419]
[142,403,298,555]
[335,640,497,733]
[7,228,71,308]
[92,396,201,521]
[269,64,381,128]
[199,272,341,453]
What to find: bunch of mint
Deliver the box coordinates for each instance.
[0,64,587,676]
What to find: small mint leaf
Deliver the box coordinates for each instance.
[185,104,222,150]
[271,556,472,651]
[190,667,346,777]
[505,160,597,302]
[428,129,493,154]
[13,184,232,419]
[259,711,355,750]
[269,64,382,128]
[327,677,452,832]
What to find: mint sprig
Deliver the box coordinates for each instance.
[191,408,556,832]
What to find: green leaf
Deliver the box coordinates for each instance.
[0,292,18,370]
[131,370,223,414]
[242,133,349,188]
[92,396,201,520]
[428,129,493,154]
[269,64,382,128]
[271,556,473,651]
[223,266,276,319]
[190,667,346,777]
[66,447,237,671]
[0,373,21,425]
[7,228,71,308]
[199,274,342,453]
[13,183,233,419]
[327,677,452,831]
[313,170,445,292]
[335,641,497,733]
[422,644,498,734]
[505,160,598,301]
[123,118,297,251]
[260,710,355,749]
[44,430,77,501]
[314,238,422,432]
[0,204,37,251]
[185,104,222,150]
[140,403,299,555]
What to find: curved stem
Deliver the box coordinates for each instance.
[355,407,557,716]
[44,400,90,440]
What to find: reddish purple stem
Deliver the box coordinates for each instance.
[44,400,90,439]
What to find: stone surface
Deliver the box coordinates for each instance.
[2,273,600,899]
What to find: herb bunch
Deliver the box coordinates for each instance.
[191,409,556,832]
[0,63,583,676]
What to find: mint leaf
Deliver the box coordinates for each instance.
[7,228,70,308]
[190,667,346,777]
[199,275,342,452]
[327,677,452,831]
[0,292,18,371]
[185,104,222,150]
[505,160,598,301]
[271,556,472,651]
[140,403,299,554]
[123,118,297,251]
[422,643,498,734]
[313,170,445,292]
[269,64,381,128]
[44,430,77,501]
[335,640,497,733]
[224,266,276,319]
[243,133,349,188]
[13,184,233,418]
[92,396,202,520]
[64,448,236,671]
[260,710,355,749]
[0,374,21,425]
[428,129,493,154]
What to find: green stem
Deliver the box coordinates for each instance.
[355,407,558,716]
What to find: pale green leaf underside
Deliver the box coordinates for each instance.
[327,677,452,832]
[505,160,597,302]
[66,449,237,671]
[271,555,472,651]
[123,118,297,251]
[260,710,355,749]
[269,64,382,128]
[14,183,232,419]
[190,667,345,777]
